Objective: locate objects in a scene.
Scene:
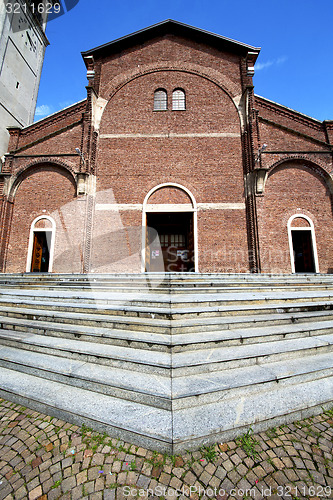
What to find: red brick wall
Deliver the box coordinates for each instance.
[198,210,249,273]
[257,162,333,273]
[9,101,86,153]
[96,67,248,272]
[5,165,78,273]
[97,35,242,100]
[1,35,332,275]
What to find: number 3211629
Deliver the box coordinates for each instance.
[5,3,61,14]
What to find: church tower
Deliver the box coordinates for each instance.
[0,0,54,156]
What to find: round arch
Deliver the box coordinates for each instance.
[258,157,333,197]
[100,63,242,129]
[142,183,198,273]
[8,160,77,202]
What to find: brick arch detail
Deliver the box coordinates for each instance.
[267,156,332,181]
[8,160,77,202]
[262,157,333,196]
[102,62,241,117]
[256,157,333,273]
[143,182,197,209]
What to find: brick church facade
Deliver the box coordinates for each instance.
[0,20,332,275]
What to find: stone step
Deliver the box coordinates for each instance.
[172,351,333,407]
[0,366,172,452]
[0,349,332,452]
[172,334,333,376]
[172,320,333,351]
[0,295,173,318]
[0,345,171,409]
[172,303,333,331]
[0,315,170,351]
[0,273,332,453]
[1,312,333,351]
[0,328,332,377]
[0,343,332,413]
[0,329,171,374]
[0,300,332,339]
[1,271,332,281]
[0,292,332,321]
[2,286,333,308]
[2,280,333,293]
[0,305,170,333]
[171,366,333,451]
[0,273,333,292]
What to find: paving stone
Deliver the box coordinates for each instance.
[135,473,150,489]
[215,466,227,481]
[222,459,234,472]
[159,472,171,485]
[28,485,42,500]
[41,477,54,494]
[183,471,196,485]
[60,475,76,493]
[0,399,333,500]
[199,470,211,486]
[292,456,306,469]
[270,457,285,469]
[191,462,204,477]
[13,485,27,500]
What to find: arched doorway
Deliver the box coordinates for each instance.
[26,216,56,273]
[288,215,319,273]
[142,183,198,272]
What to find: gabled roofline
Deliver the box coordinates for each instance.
[81,19,261,60]
[255,94,322,124]
[31,99,87,128]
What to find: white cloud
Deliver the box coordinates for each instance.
[59,100,75,109]
[255,56,287,71]
[35,104,53,117]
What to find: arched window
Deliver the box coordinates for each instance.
[172,89,186,110]
[26,216,56,273]
[154,89,167,111]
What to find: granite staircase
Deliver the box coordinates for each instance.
[0,273,332,453]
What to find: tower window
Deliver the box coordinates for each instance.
[172,89,186,110]
[154,89,167,111]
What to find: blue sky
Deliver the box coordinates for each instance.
[35,0,333,122]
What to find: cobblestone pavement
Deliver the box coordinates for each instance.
[0,398,332,500]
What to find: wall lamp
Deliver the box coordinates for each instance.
[75,148,85,165]
[256,143,268,163]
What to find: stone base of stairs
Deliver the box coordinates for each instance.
[0,272,332,453]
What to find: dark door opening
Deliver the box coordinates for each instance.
[146,212,194,272]
[31,231,51,272]
[291,230,315,273]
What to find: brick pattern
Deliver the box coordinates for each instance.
[5,166,78,273]
[0,398,332,499]
[257,162,333,273]
[147,187,192,205]
[0,31,332,274]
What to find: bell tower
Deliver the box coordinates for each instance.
[0,0,56,155]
